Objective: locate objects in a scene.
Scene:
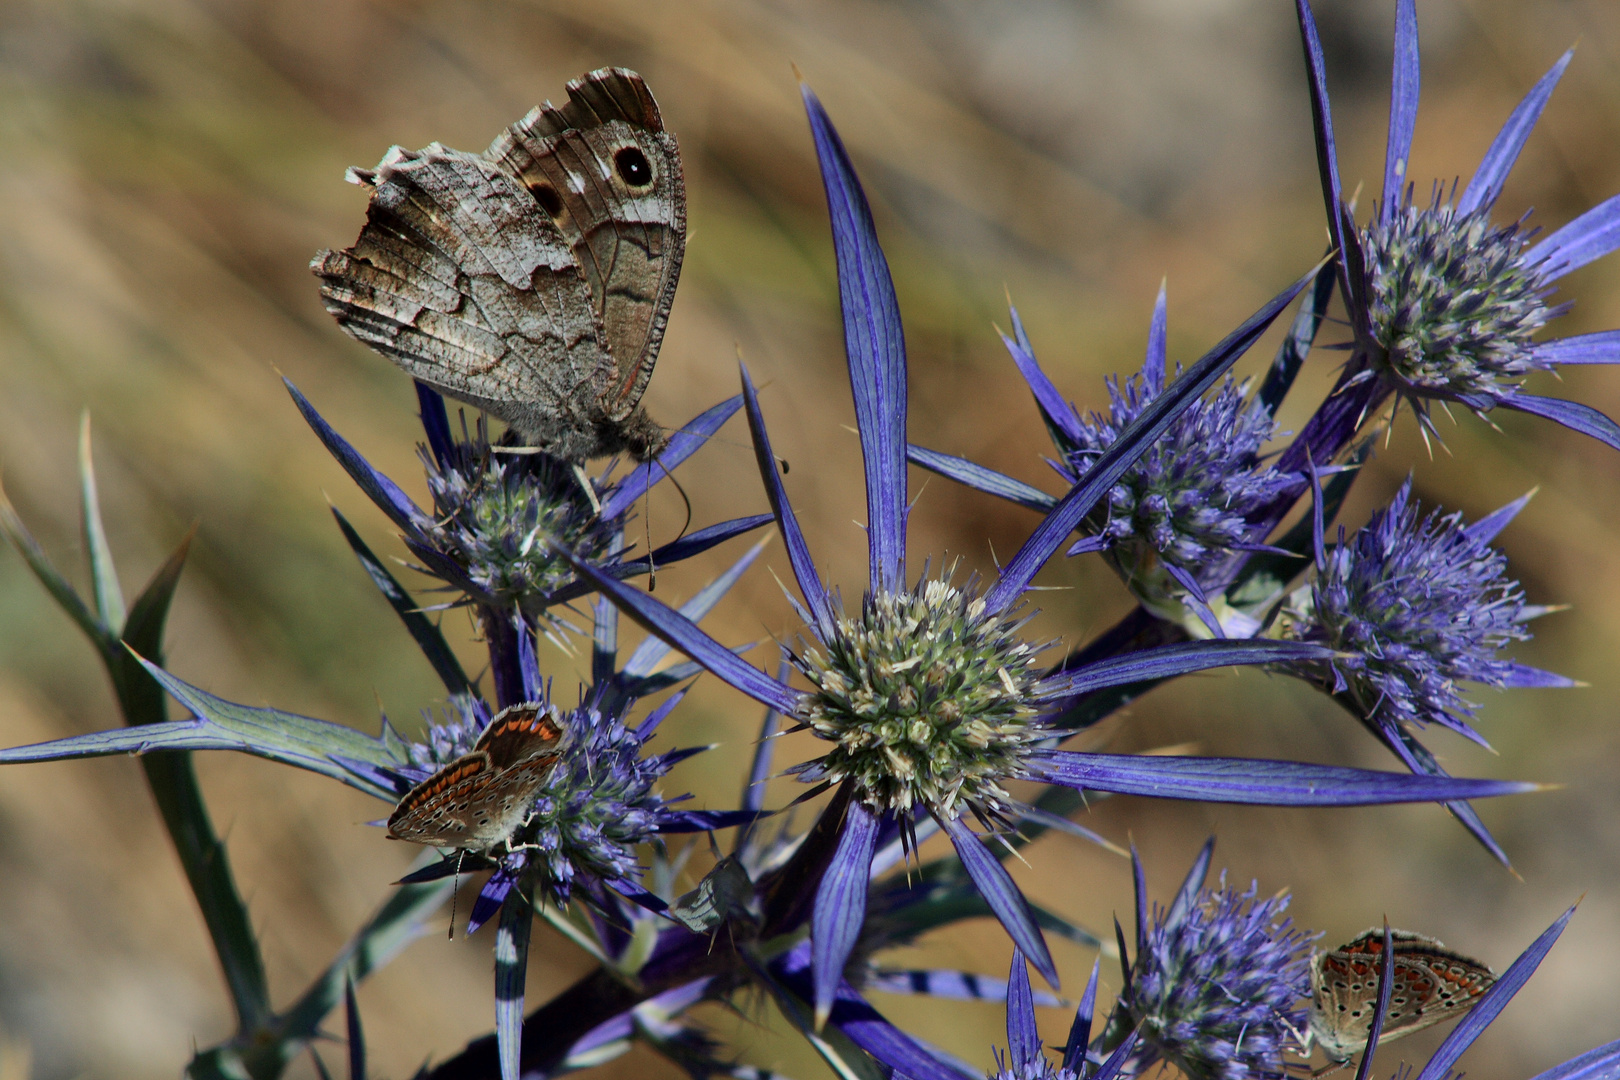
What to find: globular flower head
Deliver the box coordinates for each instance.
[416,414,616,609]
[287,377,762,622]
[1284,477,1542,744]
[1039,291,1297,586]
[511,696,674,903]
[1116,842,1314,1080]
[790,569,1046,820]
[1067,374,1289,576]
[1297,0,1620,451]
[1361,193,1558,405]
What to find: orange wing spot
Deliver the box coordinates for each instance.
[497,715,558,739]
[431,760,485,790]
[396,758,488,811]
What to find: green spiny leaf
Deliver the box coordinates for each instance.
[78,414,126,631]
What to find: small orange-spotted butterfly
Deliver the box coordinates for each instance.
[387,702,566,855]
[1308,928,1496,1065]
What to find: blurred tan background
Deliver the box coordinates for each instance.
[2,0,1620,1077]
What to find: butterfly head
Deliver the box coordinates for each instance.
[607,408,669,463]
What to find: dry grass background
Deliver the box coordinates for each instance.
[2,0,1620,1077]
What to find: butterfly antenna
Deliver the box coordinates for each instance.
[643,480,656,592]
[661,455,694,544]
[643,452,696,592]
[448,849,466,939]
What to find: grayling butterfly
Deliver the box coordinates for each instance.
[313,68,685,464]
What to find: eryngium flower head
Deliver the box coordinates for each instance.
[1117,843,1313,1080]
[1001,289,1297,589]
[1284,478,1532,741]
[1361,192,1557,404]
[790,569,1045,819]
[287,378,767,624]
[1297,0,1620,452]
[519,701,672,901]
[1065,370,1292,578]
[419,418,615,607]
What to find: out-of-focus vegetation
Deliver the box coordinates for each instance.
[2,1,1619,1077]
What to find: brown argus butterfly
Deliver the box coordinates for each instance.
[386,703,566,856]
[1308,928,1496,1066]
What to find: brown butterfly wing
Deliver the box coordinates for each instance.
[387,742,561,853]
[387,751,501,849]
[1311,942,1383,1062]
[1310,929,1495,1063]
[487,68,685,422]
[1387,937,1496,1031]
[312,144,611,459]
[473,702,566,768]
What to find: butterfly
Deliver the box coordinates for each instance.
[1308,928,1497,1066]
[313,68,684,464]
[386,702,567,855]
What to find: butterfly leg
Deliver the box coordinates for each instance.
[570,463,603,516]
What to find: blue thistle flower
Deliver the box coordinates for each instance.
[1278,470,1573,863]
[398,686,699,920]
[1065,372,1286,577]
[414,412,618,609]
[521,702,672,899]
[1285,477,1565,745]
[1295,0,1620,452]
[1106,841,1314,1080]
[565,77,1541,1033]
[1360,196,1556,405]
[391,552,771,930]
[1028,290,1294,578]
[951,287,1301,636]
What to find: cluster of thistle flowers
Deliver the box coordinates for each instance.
[9,1,1620,1079]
